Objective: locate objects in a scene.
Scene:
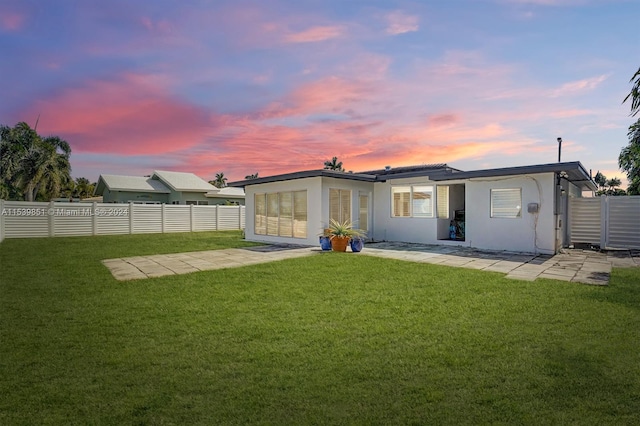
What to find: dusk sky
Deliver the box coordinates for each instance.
[1,0,638,184]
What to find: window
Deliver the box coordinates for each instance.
[267,193,279,236]
[392,185,434,218]
[186,200,208,205]
[392,187,411,217]
[255,194,266,235]
[358,194,368,232]
[254,191,307,238]
[491,188,522,218]
[293,191,307,238]
[329,188,351,223]
[437,186,449,218]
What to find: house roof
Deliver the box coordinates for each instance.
[206,187,245,198]
[359,163,460,177]
[95,175,171,195]
[228,161,597,191]
[152,170,217,192]
[428,161,597,191]
[228,169,378,187]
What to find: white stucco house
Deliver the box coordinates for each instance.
[228,162,597,254]
[95,170,245,205]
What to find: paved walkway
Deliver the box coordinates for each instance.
[103,243,639,285]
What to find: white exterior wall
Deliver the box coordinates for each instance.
[465,173,556,254]
[320,177,374,231]
[243,177,375,246]
[244,177,323,246]
[372,173,557,254]
[372,177,449,245]
[243,172,559,253]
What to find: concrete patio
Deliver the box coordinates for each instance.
[103,242,639,285]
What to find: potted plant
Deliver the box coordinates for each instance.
[327,219,366,252]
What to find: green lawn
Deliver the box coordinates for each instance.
[1,232,639,425]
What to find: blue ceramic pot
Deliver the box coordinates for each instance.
[319,236,332,251]
[350,237,364,253]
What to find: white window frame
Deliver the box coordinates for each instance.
[254,191,307,238]
[490,188,522,218]
[329,188,351,223]
[391,185,434,218]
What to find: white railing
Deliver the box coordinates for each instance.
[0,200,245,242]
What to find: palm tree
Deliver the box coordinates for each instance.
[323,156,344,171]
[619,120,640,195]
[594,171,607,191]
[1,122,72,201]
[73,177,94,199]
[209,172,227,188]
[245,172,259,180]
[623,67,640,116]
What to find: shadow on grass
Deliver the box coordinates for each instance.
[581,268,640,311]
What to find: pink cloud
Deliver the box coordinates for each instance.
[0,11,25,31]
[385,11,419,35]
[551,74,608,97]
[283,25,345,43]
[20,73,213,155]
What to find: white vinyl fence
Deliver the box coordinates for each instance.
[569,195,640,249]
[0,200,245,242]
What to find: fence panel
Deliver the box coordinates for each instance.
[131,204,163,234]
[570,196,640,249]
[2,201,50,238]
[164,205,191,233]
[218,206,242,230]
[608,196,640,249]
[96,203,131,235]
[53,204,94,236]
[0,201,245,240]
[192,205,217,231]
[569,198,601,246]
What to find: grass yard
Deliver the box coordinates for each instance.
[1,232,639,425]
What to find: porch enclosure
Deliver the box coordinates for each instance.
[0,200,245,242]
[569,196,640,249]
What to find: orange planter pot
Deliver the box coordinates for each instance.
[330,236,350,252]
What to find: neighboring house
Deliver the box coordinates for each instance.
[228,162,597,254]
[95,170,245,205]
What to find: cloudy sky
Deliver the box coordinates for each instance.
[1,0,638,184]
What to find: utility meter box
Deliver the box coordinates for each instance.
[527,203,539,213]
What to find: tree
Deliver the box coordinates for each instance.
[1,122,72,201]
[594,171,607,191]
[245,172,259,180]
[623,67,640,117]
[73,177,95,199]
[323,156,344,171]
[209,172,227,188]
[619,119,640,195]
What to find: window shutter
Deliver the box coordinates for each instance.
[437,186,449,218]
[392,187,411,217]
[267,193,279,235]
[278,192,293,237]
[358,194,368,232]
[340,190,351,223]
[254,193,266,235]
[329,188,341,223]
[491,188,522,218]
[293,191,307,238]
